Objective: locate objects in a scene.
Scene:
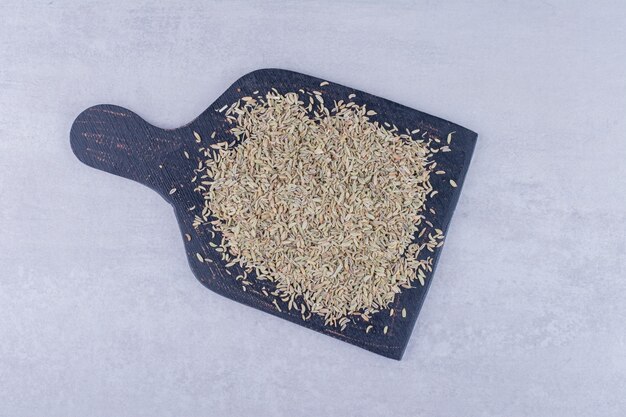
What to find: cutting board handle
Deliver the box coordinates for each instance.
[70,104,193,197]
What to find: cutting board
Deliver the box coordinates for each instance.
[70,68,477,359]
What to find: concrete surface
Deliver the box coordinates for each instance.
[1,1,625,416]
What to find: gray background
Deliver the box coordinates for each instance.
[1,1,625,416]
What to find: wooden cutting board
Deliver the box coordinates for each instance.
[70,68,477,359]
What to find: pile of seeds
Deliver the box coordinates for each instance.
[195,88,443,325]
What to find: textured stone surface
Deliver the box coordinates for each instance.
[1,1,625,416]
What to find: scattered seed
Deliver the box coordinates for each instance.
[195,89,445,325]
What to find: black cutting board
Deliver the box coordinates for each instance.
[70,68,477,360]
